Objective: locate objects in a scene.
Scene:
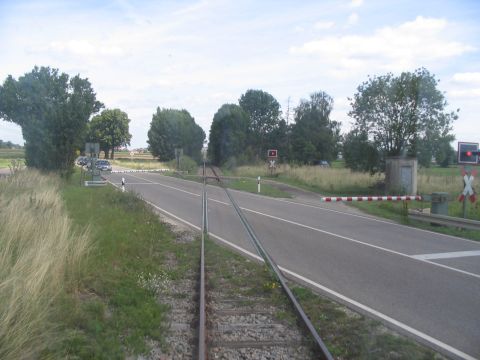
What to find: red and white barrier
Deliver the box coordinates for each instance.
[320,195,421,202]
[111,169,169,174]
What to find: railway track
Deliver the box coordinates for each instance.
[197,163,333,360]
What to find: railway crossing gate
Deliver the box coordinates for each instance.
[267,149,278,175]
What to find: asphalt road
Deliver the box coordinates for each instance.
[106,171,480,359]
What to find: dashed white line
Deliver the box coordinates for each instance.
[412,250,480,260]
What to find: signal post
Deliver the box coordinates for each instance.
[457,142,479,218]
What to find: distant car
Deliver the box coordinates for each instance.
[314,160,330,167]
[76,156,88,166]
[95,160,112,171]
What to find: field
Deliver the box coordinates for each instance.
[0,148,25,159]
[102,150,156,160]
[0,149,25,169]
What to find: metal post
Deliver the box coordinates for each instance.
[463,166,470,219]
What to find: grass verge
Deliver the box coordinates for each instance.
[290,286,444,359]
[49,171,199,358]
[225,177,291,198]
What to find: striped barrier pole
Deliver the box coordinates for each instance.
[110,169,169,174]
[320,195,422,202]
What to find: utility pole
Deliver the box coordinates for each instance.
[286,96,291,160]
[285,96,291,126]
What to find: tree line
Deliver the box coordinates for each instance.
[0,65,458,176]
[207,90,342,166]
[0,140,22,149]
[0,66,206,176]
[208,68,458,172]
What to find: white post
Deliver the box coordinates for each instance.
[257,176,261,193]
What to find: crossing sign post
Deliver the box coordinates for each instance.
[267,149,278,158]
[267,149,278,175]
[459,166,477,218]
[458,142,479,165]
[457,142,478,217]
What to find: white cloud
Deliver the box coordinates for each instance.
[49,39,124,57]
[347,13,359,26]
[293,25,305,33]
[449,88,480,98]
[452,72,480,83]
[290,16,476,73]
[172,0,217,16]
[314,21,335,30]
[349,0,364,8]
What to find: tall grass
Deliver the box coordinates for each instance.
[417,169,462,195]
[233,164,465,196]
[232,164,384,195]
[0,170,90,359]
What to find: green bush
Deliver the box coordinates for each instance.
[168,155,198,174]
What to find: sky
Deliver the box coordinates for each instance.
[0,0,479,149]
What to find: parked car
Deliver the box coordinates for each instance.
[76,156,88,166]
[95,160,112,171]
[314,160,330,167]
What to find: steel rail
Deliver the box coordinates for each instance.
[198,162,207,360]
[209,166,333,360]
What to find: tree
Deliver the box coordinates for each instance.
[147,108,205,162]
[348,68,458,167]
[417,134,455,168]
[290,91,341,164]
[266,119,290,162]
[343,129,380,173]
[89,109,132,159]
[207,104,249,166]
[0,66,102,175]
[239,89,281,159]
[434,136,455,167]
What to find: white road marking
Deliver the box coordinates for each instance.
[117,182,157,185]
[107,185,476,360]
[237,206,480,280]
[278,266,477,360]
[412,250,480,260]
